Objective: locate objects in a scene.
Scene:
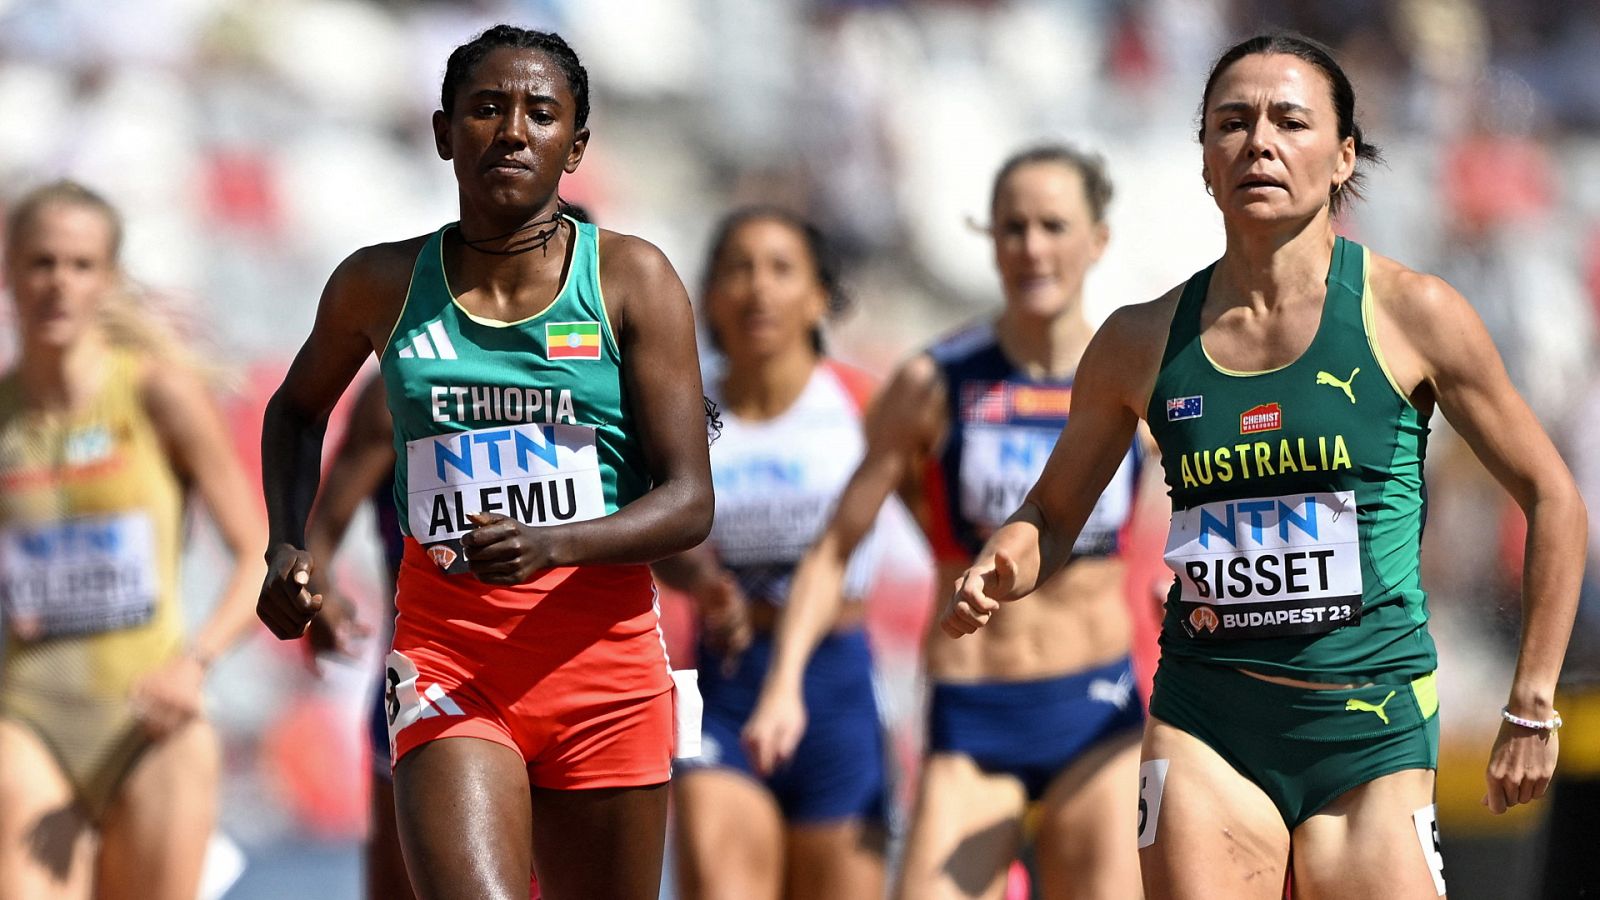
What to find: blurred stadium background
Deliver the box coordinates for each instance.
[2,0,1598,897]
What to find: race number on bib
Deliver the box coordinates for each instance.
[1137,759,1170,849]
[407,423,607,573]
[0,512,159,639]
[1165,491,1363,638]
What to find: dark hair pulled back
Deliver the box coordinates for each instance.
[1198,33,1381,213]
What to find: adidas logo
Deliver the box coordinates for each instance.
[396,321,458,360]
[415,683,464,719]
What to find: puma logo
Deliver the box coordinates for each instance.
[1345,689,1397,724]
[1316,367,1359,404]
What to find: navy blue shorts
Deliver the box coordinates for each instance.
[927,656,1144,802]
[679,628,889,825]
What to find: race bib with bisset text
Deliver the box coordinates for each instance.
[1164,491,1363,638]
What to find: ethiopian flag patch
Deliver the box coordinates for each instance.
[546,321,602,360]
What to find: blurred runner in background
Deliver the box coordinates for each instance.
[746,145,1148,900]
[656,207,890,900]
[0,180,266,900]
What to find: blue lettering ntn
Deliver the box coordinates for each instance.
[1197,496,1320,548]
[434,426,561,481]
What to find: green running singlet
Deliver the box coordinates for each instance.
[1146,236,1436,682]
[380,218,650,573]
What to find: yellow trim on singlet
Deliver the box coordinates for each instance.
[1200,342,1295,377]
[1359,248,1417,409]
[380,237,424,359]
[593,232,623,359]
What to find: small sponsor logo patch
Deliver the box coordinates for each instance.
[1189,606,1219,633]
[1010,385,1072,418]
[1166,395,1204,421]
[1239,402,1282,435]
[427,544,458,570]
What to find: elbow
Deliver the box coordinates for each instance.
[664,475,714,553]
[683,482,715,548]
[1529,471,1588,543]
[1548,470,1587,526]
[263,388,328,441]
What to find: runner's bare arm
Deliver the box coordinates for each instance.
[304,374,395,651]
[654,545,752,661]
[306,374,397,567]
[1376,265,1586,813]
[652,544,723,596]
[259,241,413,639]
[142,362,268,666]
[944,296,1171,636]
[124,361,271,736]
[460,234,712,583]
[742,355,942,772]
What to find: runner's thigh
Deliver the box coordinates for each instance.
[96,719,218,900]
[894,753,1027,900]
[530,781,668,900]
[0,719,94,900]
[1292,768,1444,900]
[394,736,533,900]
[368,775,418,900]
[672,770,784,900]
[1033,728,1142,900]
[785,817,887,900]
[1139,717,1289,900]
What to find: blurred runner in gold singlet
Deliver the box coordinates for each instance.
[0,181,266,900]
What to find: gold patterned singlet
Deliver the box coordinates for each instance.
[0,348,185,817]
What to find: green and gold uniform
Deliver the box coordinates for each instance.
[1146,237,1439,826]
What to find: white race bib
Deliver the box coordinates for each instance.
[0,512,158,639]
[960,424,1134,554]
[407,423,607,571]
[1164,491,1363,638]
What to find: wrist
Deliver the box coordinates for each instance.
[1502,705,1563,732]
[184,643,218,673]
[1506,685,1556,720]
[264,540,305,564]
[761,666,803,699]
[540,525,572,569]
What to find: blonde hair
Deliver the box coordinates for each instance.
[6,180,233,388]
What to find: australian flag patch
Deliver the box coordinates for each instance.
[1166,395,1204,421]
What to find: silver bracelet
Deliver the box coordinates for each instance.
[1501,705,1563,731]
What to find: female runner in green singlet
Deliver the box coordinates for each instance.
[943,34,1585,900]
[256,26,712,900]
[0,182,266,900]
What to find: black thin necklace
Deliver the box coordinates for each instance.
[458,208,565,256]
